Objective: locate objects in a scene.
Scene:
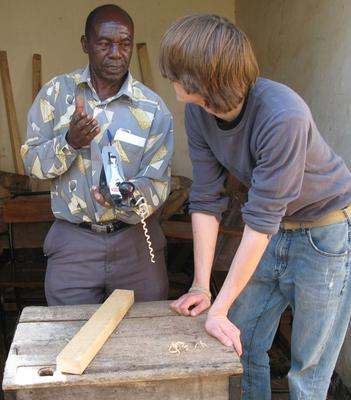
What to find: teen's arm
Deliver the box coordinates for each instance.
[171,212,219,315]
[205,225,269,355]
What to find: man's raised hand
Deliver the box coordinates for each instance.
[66,96,100,149]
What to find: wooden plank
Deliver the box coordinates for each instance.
[56,289,134,374]
[0,50,25,175]
[32,54,41,102]
[136,43,154,90]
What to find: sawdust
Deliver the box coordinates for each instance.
[168,340,208,355]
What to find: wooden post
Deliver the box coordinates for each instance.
[56,289,134,374]
[136,43,154,91]
[0,50,25,175]
[32,53,42,102]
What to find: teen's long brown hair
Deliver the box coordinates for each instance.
[159,14,259,113]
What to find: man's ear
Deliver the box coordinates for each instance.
[81,35,88,54]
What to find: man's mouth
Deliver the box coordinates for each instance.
[104,64,124,71]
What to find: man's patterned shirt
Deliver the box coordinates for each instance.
[21,65,174,224]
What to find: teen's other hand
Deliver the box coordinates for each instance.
[205,312,242,356]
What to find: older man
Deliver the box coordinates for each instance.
[21,4,173,305]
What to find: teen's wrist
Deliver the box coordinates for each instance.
[188,285,212,301]
[208,302,229,317]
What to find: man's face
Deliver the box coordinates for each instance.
[82,19,133,83]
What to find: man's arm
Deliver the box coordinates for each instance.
[21,83,99,179]
[93,103,174,218]
[128,106,174,217]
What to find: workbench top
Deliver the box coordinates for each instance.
[3,301,242,394]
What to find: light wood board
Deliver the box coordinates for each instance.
[0,50,25,175]
[56,289,134,374]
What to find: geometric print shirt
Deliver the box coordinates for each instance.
[21,65,174,224]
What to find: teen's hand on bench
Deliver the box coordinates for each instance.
[170,292,211,316]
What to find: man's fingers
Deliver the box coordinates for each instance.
[81,119,99,136]
[70,111,86,125]
[75,95,84,114]
[76,114,93,130]
[91,186,112,208]
[87,126,100,138]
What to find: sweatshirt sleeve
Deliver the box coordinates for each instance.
[242,111,309,234]
[185,104,228,220]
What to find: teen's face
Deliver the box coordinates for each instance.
[172,82,215,114]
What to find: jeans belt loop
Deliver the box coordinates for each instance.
[342,204,351,225]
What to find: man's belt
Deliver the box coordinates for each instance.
[78,220,130,234]
[281,204,351,230]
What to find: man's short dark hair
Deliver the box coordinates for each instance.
[85,4,134,39]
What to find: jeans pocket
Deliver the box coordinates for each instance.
[306,221,348,257]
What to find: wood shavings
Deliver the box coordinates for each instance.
[168,340,208,355]
[168,341,189,355]
[194,340,208,350]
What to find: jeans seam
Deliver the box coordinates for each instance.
[309,259,347,398]
[245,282,279,400]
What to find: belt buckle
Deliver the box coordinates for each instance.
[91,223,108,233]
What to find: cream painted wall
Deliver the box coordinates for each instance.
[236,0,351,168]
[236,0,351,389]
[0,0,235,178]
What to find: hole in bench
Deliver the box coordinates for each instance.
[38,367,54,376]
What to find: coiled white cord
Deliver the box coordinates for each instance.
[135,197,155,264]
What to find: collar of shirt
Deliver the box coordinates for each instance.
[78,64,134,106]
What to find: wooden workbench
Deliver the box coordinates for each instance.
[2,301,242,399]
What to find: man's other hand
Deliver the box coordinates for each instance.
[66,96,100,149]
[91,186,112,208]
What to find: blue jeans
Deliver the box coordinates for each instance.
[229,217,351,400]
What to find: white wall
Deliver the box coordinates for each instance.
[236,0,351,389]
[0,0,235,178]
[236,0,351,167]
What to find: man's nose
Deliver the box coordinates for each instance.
[109,43,121,58]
